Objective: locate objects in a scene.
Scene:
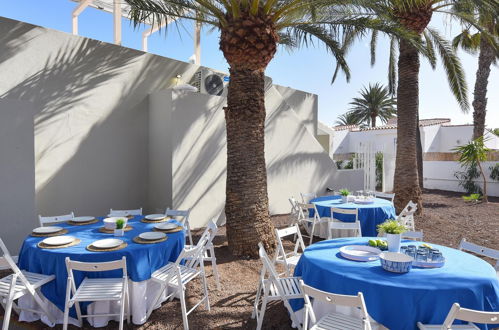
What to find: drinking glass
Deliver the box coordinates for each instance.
[432,252,443,262]
[416,251,427,262]
[400,246,408,254]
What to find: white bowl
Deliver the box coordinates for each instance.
[379,252,414,273]
[103,217,127,230]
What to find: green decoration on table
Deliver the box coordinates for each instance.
[116,219,125,230]
[339,189,350,196]
[377,219,407,235]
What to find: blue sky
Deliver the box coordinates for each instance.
[1,0,497,127]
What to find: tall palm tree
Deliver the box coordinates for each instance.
[125,0,420,256]
[348,0,499,212]
[335,111,362,126]
[349,82,396,127]
[452,4,498,139]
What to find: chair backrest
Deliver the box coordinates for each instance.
[275,224,305,260]
[66,256,128,276]
[397,200,417,231]
[165,208,192,245]
[402,230,423,241]
[296,202,321,222]
[331,207,358,221]
[175,236,208,271]
[459,238,499,270]
[0,238,36,295]
[198,219,218,247]
[39,212,75,226]
[300,192,317,203]
[443,303,499,328]
[300,280,371,329]
[374,192,395,203]
[109,208,142,217]
[258,242,281,281]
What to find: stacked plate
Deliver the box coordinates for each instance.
[41,236,76,246]
[72,216,95,223]
[33,226,64,235]
[145,214,167,221]
[90,238,124,250]
[154,222,179,231]
[339,245,381,262]
[139,232,166,241]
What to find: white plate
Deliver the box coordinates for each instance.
[72,216,95,223]
[340,245,381,261]
[154,222,178,230]
[139,232,166,241]
[145,214,166,221]
[91,238,123,249]
[33,226,63,234]
[41,236,75,246]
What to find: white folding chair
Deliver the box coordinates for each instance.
[402,230,424,241]
[459,238,499,276]
[301,192,317,203]
[374,192,395,203]
[0,239,55,330]
[274,224,306,277]
[328,208,361,239]
[288,197,300,226]
[417,302,499,329]
[296,202,323,245]
[38,212,75,226]
[252,243,303,330]
[397,201,417,231]
[300,280,372,330]
[147,236,210,330]
[165,208,193,246]
[184,219,221,290]
[63,257,129,330]
[108,208,142,217]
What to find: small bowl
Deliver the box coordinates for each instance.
[103,217,127,230]
[380,252,413,273]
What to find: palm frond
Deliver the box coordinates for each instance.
[370,29,378,66]
[388,36,398,95]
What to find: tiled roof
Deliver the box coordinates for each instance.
[333,118,451,131]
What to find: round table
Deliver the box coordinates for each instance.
[310,196,396,237]
[292,237,499,330]
[17,216,185,327]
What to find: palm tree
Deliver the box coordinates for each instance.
[453,136,490,202]
[348,83,396,127]
[335,111,361,126]
[125,0,419,256]
[348,0,499,212]
[452,5,498,139]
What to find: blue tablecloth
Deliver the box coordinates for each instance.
[292,237,499,330]
[18,216,185,315]
[310,196,396,236]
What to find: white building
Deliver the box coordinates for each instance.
[325,117,499,196]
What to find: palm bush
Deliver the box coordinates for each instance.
[349,83,396,127]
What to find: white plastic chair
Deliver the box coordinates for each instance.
[252,243,303,330]
[0,239,55,330]
[109,208,142,217]
[402,230,424,241]
[184,219,221,290]
[397,201,417,231]
[417,302,499,329]
[301,192,317,203]
[300,280,372,330]
[39,212,75,226]
[165,208,193,246]
[147,236,210,330]
[288,197,300,226]
[296,202,323,245]
[459,238,499,276]
[328,208,361,239]
[63,257,130,330]
[374,192,395,203]
[274,224,306,277]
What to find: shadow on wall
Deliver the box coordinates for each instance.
[0,19,37,66]
[0,18,197,216]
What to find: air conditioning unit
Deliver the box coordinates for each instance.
[188,68,274,97]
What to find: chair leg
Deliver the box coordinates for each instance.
[126,283,131,324]
[2,297,14,330]
[119,293,126,330]
[33,290,55,324]
[209,246,221,290]
[256,283,270,330]
[63,300,70,330]
[251,281,263,319]
[309,222,316,245]
[179,288,189,330]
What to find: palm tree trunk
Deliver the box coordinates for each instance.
[393,39,423,214]
[224,67,276,257]
[371,114,377,127]
[472,36,495,139]
[416,111,424,189]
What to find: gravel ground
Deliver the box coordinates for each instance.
[1,189,498,329]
